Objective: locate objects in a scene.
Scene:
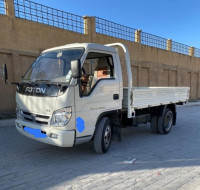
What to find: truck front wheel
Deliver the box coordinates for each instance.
[94,117,112,154]
[158,109,173,134]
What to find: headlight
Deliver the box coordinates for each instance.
[16,107,23,119]
[51,107,72,127]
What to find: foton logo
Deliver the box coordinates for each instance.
[25,87,46,94]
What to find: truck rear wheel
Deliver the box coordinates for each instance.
[150,115,158,133]
[94,117,112,154]
[158,109,173,134]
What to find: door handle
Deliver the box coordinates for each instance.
[113,94,119,100]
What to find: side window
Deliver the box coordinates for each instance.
[81,52,114,96]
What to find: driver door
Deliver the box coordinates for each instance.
[74,51,121,138]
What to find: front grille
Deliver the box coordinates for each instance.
[21,111,50,125]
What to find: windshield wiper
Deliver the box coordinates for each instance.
[33,80,67,86]
[22,80,36,85]
[33,79,51,84]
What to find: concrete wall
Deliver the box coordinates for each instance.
[0,1,200,115]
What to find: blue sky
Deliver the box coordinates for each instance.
[31,0,200,48]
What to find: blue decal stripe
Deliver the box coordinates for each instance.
[24,127,47,138]
[76,117,85,133]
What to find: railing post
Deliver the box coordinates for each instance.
[135,29,141,43]
[83,16,96,42]
[167,39,172,51]
[189,47,194,57]
[5,0,15,18]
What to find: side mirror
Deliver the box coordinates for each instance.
[71,60,81,78]
[1,64,18,85]
[3,64,8,83]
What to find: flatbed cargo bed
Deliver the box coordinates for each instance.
[123,87,190,110]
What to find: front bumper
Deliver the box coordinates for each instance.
[15,119,75,147]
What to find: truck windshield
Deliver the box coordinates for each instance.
[22,48,84,84]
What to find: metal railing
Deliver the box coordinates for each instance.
[0,0,6,15]
[95,17,200,57]
[195,48,200,58]
[14,0,84,33]
[171,41,190,55]
[96,17,136,42]
[141,32,167,50]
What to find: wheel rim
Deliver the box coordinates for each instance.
[104,124,111,148]
[164,112,173,131]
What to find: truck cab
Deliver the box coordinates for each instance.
[15,43,122,150]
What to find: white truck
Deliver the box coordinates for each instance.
[2,43,190,153]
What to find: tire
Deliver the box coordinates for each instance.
[94,117,112,154]
[158,109,173,134]
[150,115,158,133]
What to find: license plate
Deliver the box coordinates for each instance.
[24,127,47,138]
